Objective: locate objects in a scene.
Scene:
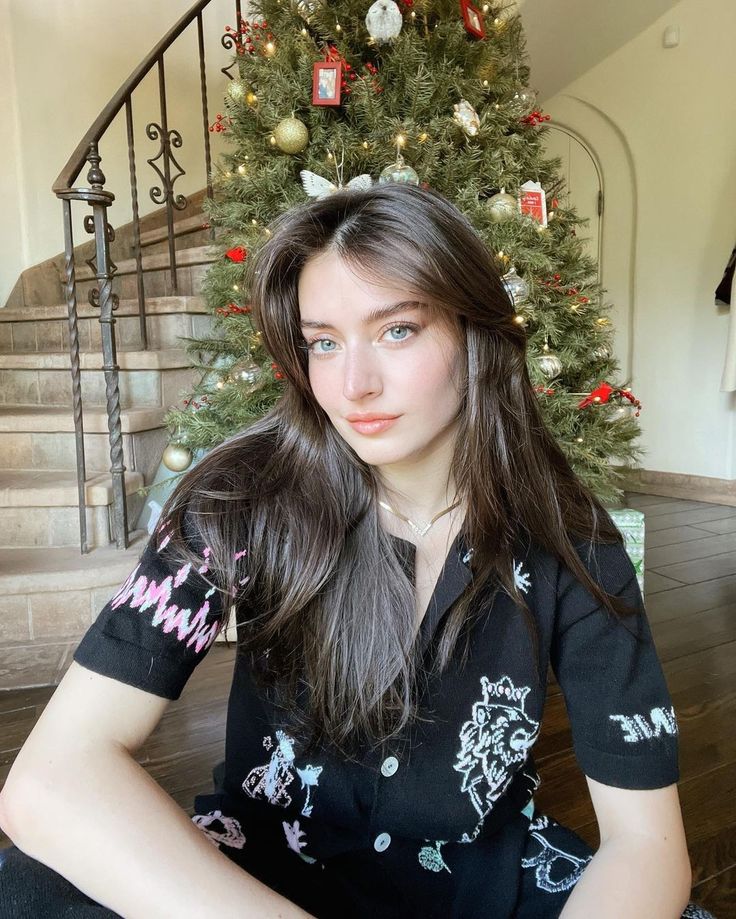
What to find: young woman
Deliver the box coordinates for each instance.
[0,183,713,918]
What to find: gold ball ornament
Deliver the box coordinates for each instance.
[536,342,563,380]
[486,188,518,223]
[162,442,193,472]
[273,116,309,154]
[453,100,480,137]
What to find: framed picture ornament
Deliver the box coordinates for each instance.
[460,0,486,39]
[312,61,342,106]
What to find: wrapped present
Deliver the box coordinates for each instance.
[608,507,645,594]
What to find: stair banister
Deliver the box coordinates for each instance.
[51,0,239,553]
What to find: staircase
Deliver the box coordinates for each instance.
[0,199,220,690]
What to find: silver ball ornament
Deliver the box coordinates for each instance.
[486,188,518,223]
[537,344,563,380]
[378,154,419,185]
[502,265,529,305]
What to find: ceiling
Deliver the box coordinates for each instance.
[516,0,684,101]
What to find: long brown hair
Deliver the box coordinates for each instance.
[159,183,636,759]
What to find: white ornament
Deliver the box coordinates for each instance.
[365,0,403,44]
[300,170,373,199]
[453,100,480,137]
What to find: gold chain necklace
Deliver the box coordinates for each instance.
[378,498,461,538]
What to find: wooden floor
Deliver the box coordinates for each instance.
[1,491,734,915]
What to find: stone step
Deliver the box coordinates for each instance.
[73,256,215,303]
[0,296,214,355]
[0,532,150,690]
[0,468,145,507]
[0,349,198,410]
[0,469,146,549]
[0,405,167,474]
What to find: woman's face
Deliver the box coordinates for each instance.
[297,250,465,469]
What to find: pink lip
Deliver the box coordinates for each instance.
[347,417,400,435]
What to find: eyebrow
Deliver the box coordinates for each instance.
[298,300,426,330]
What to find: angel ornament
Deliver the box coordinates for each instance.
[365,0,403,44]
[300,149,373,199]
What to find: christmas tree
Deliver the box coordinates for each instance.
[161,0,643,507]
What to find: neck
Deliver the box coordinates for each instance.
[376,432,461,523]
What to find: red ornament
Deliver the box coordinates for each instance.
[225,246,247,262]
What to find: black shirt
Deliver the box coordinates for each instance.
[73,517,679,918]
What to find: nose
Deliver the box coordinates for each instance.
[342,342,382,402]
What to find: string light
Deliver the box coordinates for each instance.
[263,41,276,56]
[237,164,247,174]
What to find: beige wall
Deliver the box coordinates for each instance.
[0,0,27,304]
[539,0,736,481]
[0,0,234,305]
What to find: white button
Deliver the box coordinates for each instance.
[381,755,399,777]
[374,832,392,852]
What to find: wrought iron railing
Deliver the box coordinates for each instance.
[53,0,243,553]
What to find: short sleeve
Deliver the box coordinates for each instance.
[72,515,226,700]
[550,538,680,789]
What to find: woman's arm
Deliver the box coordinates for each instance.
[559,780,692,919]
[0,662,314,919]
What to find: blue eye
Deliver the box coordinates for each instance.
[305,323,419,358]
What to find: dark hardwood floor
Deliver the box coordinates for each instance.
[1,492,734,915]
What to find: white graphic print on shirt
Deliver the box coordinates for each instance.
[283,819,318,864]
[242,730,323,818]
[191,809,246,849]
[513,559,532,593]
[453,675,540,843]
[609,705,678,743]
[418,839,452,873]
[463,550,532,598]
[521,815,592,893]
